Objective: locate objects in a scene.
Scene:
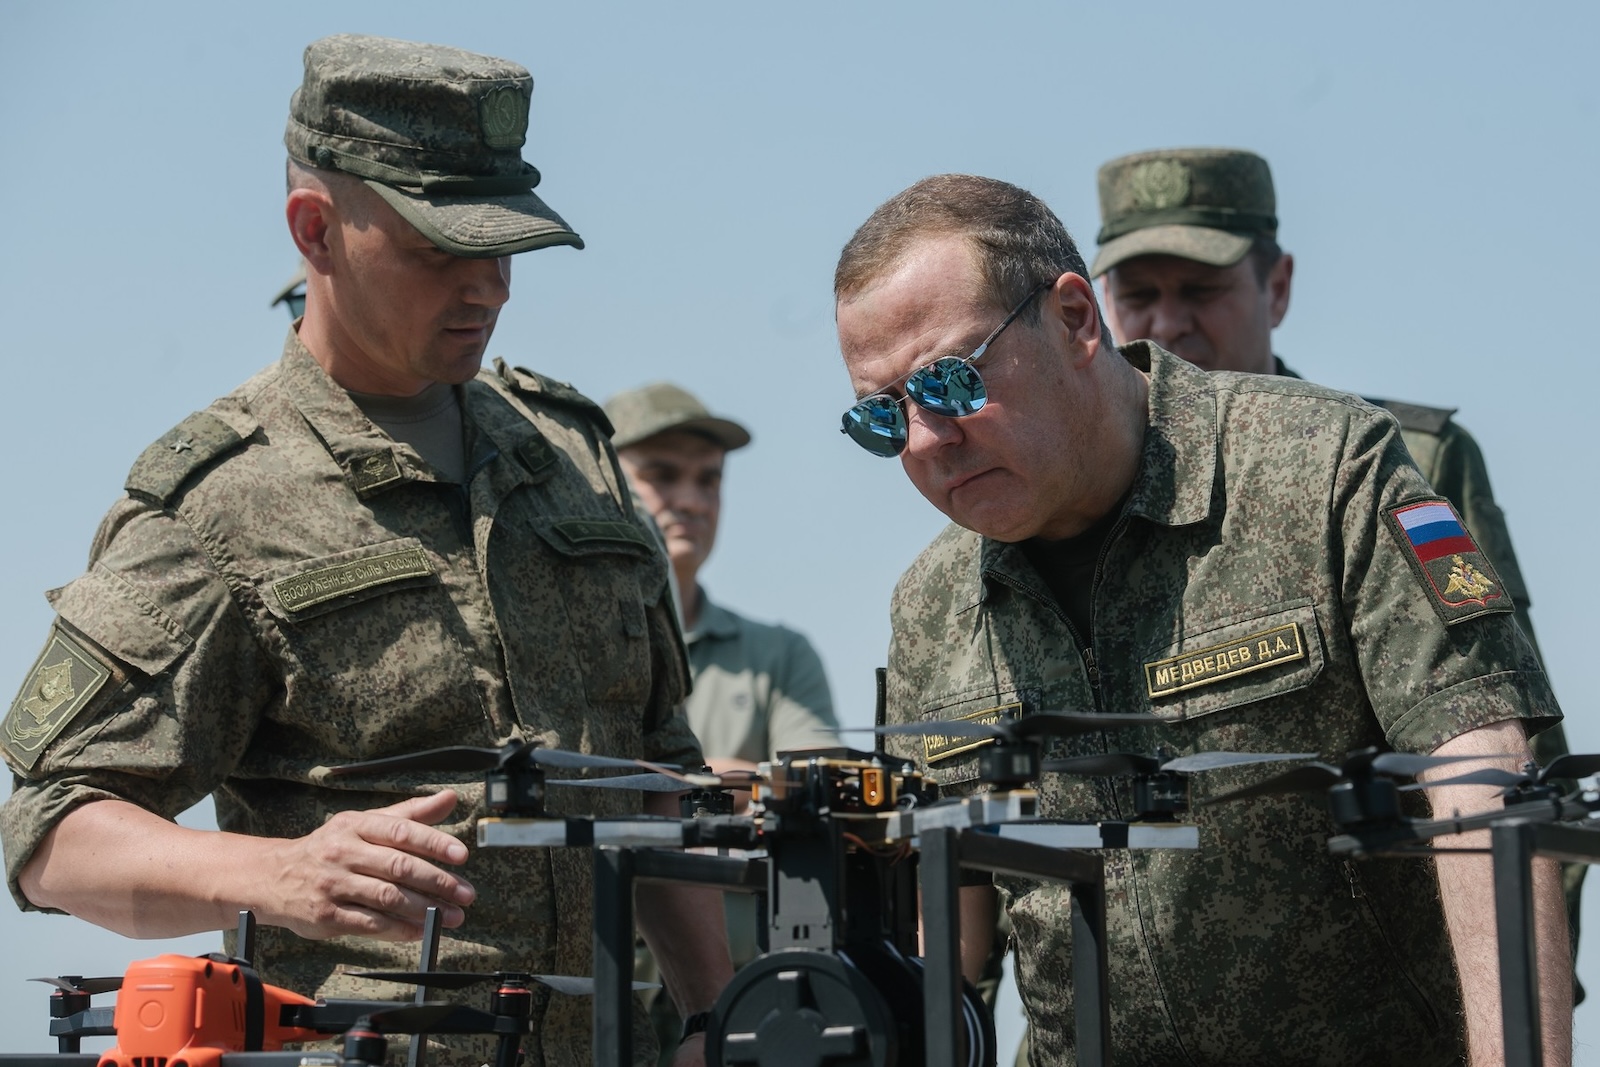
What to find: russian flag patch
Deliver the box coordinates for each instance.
[1384,499,1511,625]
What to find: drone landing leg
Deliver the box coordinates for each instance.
[594,847,636,1067]
[407,906,443,1067]
[1493,821,1543,1067]
[1069,875,1110,1067]
[919,827,965,1067]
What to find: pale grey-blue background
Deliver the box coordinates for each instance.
[3,0,1597,1059]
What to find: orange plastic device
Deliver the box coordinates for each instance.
[98,953,322,1067]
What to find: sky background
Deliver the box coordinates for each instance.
[3,0,1598,1059]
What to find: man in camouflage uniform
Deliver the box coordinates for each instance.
[1091,145,1583,997]
[605,382,843,1062]
[0,35,730,1067]
[833,174,1570,1065]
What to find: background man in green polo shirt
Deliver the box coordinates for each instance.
[1090,144,1582,997]
[605,381,842,1062]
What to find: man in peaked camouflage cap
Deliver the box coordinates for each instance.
[1092,144,1585,1000]
[1,34,730,1067]
[833,173,1570,1065]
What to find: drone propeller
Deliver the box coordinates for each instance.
[1040,750,1318,777]
[550,769,758,792]
[1401,752,1600,793]
[30,975,123,995]
[348,969,658,995]
[853,710,1165,744]
[326,739,677,778]
[1204,748,1513,807]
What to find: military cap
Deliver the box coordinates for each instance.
[285,34,582,258]
[603,383,752,452]
[1090,147,1276,277]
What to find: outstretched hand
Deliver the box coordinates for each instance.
[266,790,475,941]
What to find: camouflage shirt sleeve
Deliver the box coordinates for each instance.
[2,496,274,910]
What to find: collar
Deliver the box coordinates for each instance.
[687,587,741,642]
[976,340,1218,589]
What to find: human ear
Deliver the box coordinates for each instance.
[286,188,336,273]
[1267,252,1294,329]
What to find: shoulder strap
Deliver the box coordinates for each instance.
[125,410,254,505]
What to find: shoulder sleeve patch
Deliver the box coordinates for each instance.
[491,358,614,436]
[126,411,252,505]
[1,625,113,773]
[1367,397,1456,435]
[1383,498,1513,625]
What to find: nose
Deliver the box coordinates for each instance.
[463,256,512,309]
[900,401,964,461]
[1146,294,1191,350]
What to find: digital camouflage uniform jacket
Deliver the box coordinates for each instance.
[884,344,1560,1067]
[0,334,702,1067]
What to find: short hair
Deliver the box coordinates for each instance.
[1246,232,1284,287]
[834,175,1094,325]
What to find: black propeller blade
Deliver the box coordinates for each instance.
[1040,750,1318,777]
[349,969,657,995]
[326,739,678,778]
[30,976,123,995]
[852,711,1165,744]
[1204,749,1514,806]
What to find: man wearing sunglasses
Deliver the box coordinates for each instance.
[834,174,1569,1065]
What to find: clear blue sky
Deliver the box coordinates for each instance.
[3,0,1598,1059]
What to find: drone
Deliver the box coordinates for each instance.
[2,910,639,1067]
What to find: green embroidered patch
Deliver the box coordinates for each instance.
[273,546,435,614]
[2,628,112,771]
[923,702,1021,764]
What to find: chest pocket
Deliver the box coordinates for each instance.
[1139,598,1325,721]
[907,685,1030,792]
[526,518,659,710]
[255,537,481,755]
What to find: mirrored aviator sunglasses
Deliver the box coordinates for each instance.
[839,280,1050,457]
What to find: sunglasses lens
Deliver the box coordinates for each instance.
[841,395,906,457]
[906,357,986,417]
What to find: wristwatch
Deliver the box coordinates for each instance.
[679,1010,711,1044]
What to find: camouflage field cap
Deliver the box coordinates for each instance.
[286,34,582,257]
[603,383,752,452]
[1090,148,1276,277]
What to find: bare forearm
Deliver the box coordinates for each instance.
[21,799,292,938]
[20,791,473,943]
[637,790,735,1015]
[1424,721,1572,1066]
[959,885,997,985]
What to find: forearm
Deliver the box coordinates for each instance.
[20,799,288,938]
[636,790,735,1016]
[959,885,998,985]
[1424,720,1572,1066]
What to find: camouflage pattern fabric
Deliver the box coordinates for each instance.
[1,332,700,1067]
[883,344,1560,1066]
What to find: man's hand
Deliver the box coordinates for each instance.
[268,790,475,940]
[20,791,474,941]
[669,1031,706,1067]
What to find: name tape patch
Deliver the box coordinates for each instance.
[2,628,112,770]
[273,546,435,614]
[1145,623,1305,698]
[924,702,1021,764]
[1384,499,1510,625]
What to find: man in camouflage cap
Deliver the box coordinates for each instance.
[833,173,1570,1064]
[1093,144,1584,997]
[1,34,730,1067]
[605,381,843,1063]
